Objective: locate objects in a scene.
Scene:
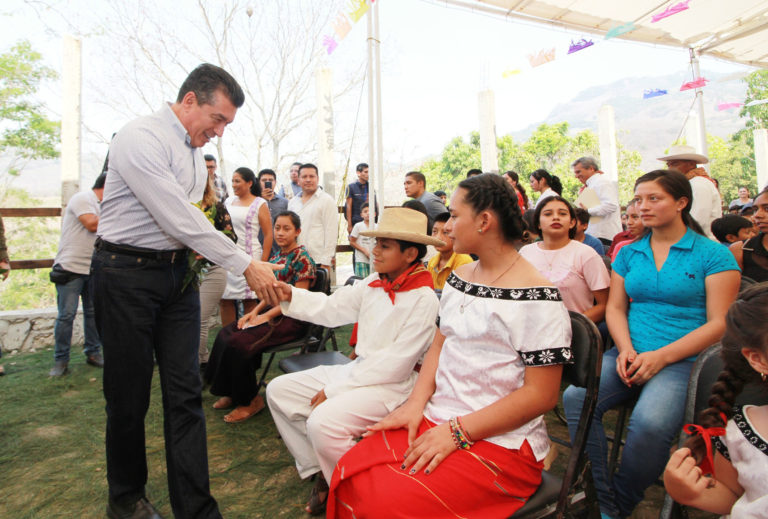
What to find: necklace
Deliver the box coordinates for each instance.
[460,254,522,314]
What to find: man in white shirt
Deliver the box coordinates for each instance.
[49,173,107,377]
[279,162,302,200]
[287,163,338,270]
[572,156,622,248]
[657,145,722,241]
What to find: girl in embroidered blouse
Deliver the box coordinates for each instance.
[325,174,572,518]
[563,169,741,519]
[219,167,273,326]
[664,283,768,517]
[205,211,314,423]
[520,196,610,323]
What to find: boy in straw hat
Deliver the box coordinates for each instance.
[266,207,444,515]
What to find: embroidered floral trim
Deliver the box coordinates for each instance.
[446,273,562,301]
[521,347,573,366]
[733,406,768,456]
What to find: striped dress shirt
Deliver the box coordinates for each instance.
[98,103,251,274]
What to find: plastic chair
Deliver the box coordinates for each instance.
[659,343,768,518]
[256,267,338,390]
[510,312,604,519]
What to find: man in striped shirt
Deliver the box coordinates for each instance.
[91,63,278,519]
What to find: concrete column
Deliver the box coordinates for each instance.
[315,68,335,200]
[478,89,499,173]
[685,111,702,155]
[755,129,768,192]
[598,105,618,182]
[61,35,82,206]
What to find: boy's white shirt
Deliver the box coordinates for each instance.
[280,272,439,405]
[350,220,375,265]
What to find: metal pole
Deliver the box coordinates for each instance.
[61,35,82,207]
[689,48,709,169]
[374,0,384,214]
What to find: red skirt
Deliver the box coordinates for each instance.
[328,417,543,519]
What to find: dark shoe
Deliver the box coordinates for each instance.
[305,474,329,516]
[49,360,69,377]
[106,497,164,519]
[86,353,104,368]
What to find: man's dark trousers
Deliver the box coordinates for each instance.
[91,248,221,519]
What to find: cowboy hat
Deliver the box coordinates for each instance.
[657,145,709,165]
[360,207,446,247]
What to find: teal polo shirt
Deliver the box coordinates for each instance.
[613,228,739,355]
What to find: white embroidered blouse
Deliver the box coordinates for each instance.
[424,272,572,461]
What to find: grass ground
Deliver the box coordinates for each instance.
[0,324,713,518]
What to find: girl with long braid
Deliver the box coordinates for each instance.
[664,282,768,516]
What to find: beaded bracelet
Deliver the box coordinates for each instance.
[457,416,474,444]
[449,417,473,450]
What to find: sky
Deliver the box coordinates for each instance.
[0,0,755,201]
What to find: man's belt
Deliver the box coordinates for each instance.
[95,238,187,262]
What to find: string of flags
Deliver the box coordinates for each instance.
[321,0,376,55]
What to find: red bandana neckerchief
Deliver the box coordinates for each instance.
[368,263,434,304]
[682,412,728,477]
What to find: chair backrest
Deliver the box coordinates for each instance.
[563,311,603,390]
[344,275,362,286]
[311,267,331,295]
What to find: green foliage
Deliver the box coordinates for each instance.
[709,133,756,204]
[0,40,60,166]
[739,70,768,131]
[0,188,58,310]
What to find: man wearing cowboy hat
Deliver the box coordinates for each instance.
[266,207,444,515]
[657,145,722,241]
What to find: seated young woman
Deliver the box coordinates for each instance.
[729,186,768,282]
[607,199,643,260]
[325,174,573,519]
[519,195,610,324]
[204,211,315,423]
[562,169,741,519]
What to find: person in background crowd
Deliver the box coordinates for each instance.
[520,196,610,324]
[258,168,288,257]
[279,162,302,200]
[49,173,107,377]
[563,169,740,519]
[504,170,531,213]
[220,167,273,327]
[402,199,438,263]
[729,186,768,282]
[574,208,608,257]
[522,209,539,243]
[434,190,448,206]
[206,211,315,424]
[530,169,563,208]
[711,214,756,245]
[572,157,622,249]
[0,215,9,376]
[345,162,376,235]
[657,145,721,241]
[466,168,483,178]
[620,210,628,230]
[349,202,375,278]
[729,186,752,212]
[403,171,449,226]
[608,199,644,261]
[195,174,237,373]
[327,174,572,519]
[427,212,473,290]
[204,153,228,201]
[91,63,279,519]
[287,163,338,271]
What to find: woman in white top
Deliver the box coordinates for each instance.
[520,195,610,323]
[530,168,563,208]
[220,167,273,326]
[325,173,572,519]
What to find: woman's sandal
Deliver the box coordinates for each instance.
[223,395,265,423]
[305,475,329,516]
[213,397,233,410]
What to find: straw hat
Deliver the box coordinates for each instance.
[360,207,446,247]
[657,145,709,165]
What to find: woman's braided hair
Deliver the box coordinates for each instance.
[457,173,525,243]
[685,282,768,461]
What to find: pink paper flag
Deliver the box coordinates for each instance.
[323,35,338,55]
[652,1,690,23]
[333,13,352,40]
[680,77,708,91]
[717,102,743,111]
[527,48,556,68]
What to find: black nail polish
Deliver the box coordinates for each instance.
[409,469,415,475]
[400,464,405,470]
[425,469,430,475]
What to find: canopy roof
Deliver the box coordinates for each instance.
[469,0,768,68]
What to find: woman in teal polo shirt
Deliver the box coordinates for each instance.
[563,169,740,519]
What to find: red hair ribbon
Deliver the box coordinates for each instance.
[682,412,728,477]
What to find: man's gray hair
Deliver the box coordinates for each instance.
[572,156,599,170]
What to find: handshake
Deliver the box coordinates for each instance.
[244,260,295,306]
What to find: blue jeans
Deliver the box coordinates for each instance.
[54,274,101,362]
[90,248,221,518]
[562,347,692,518]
